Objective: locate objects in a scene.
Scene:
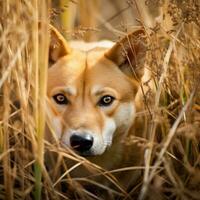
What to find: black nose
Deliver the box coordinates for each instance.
[70,134,93,153]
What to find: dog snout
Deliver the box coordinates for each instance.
[70,133,94,155]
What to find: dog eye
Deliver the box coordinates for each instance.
[53,93,68,105]
[98,95,115,106]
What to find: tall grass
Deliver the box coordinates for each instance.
[0,0,50,199]
[0,0,200,200]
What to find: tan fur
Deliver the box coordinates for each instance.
[46,26,147,190]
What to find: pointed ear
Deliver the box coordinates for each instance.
[105,29,147,81]
[49,25,71,66]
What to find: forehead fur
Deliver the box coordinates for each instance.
[48,48,137,98]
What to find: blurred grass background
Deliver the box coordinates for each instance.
[0,0,200,199]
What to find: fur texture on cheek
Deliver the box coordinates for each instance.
[99,103,135,150]
[48,108,62,140]
[50,116,63,139]
[113,103,136,136]
[102,117,116,147]
[46,103,63,140]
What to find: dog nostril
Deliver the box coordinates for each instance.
[70,134,93,153]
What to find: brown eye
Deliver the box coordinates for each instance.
[98,95,115,107]
[53,93,68,105]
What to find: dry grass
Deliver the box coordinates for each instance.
[0,0,200,199]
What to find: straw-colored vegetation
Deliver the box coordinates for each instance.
[0,0,199,199]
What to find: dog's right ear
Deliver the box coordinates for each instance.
[105,29,147,81]
[49,25,71,66]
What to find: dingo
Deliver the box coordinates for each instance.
[46,25,147,190]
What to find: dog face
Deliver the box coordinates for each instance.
[47,26,146,156]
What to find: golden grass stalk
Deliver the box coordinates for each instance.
[33,1,50,199]
[59,0,77,38]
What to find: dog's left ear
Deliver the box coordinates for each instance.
[105,29,147,81]
[49,25,71,66]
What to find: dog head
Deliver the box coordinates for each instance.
[47,26,147,156]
